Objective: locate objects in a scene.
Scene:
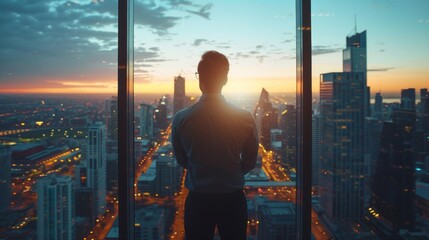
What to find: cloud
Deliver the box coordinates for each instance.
[186,3,213,20]
[192,38,208,46]
[418,19,429,24]
[0,0,191,85]
[367,67,396,72]
[281,39,294,44]
[312,45,342,56]
[311,12,335,17]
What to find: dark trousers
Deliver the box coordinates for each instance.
[184,189,248,240]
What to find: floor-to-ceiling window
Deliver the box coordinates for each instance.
[311,1,429,239]
[0,1,119,239]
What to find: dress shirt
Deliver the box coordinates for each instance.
[172,93,258,194]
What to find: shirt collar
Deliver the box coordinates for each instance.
[199,93,226,102]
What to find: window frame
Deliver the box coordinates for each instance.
[117,0,313,239]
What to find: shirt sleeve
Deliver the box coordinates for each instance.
[172,115,188,169]
[241,114,259,174]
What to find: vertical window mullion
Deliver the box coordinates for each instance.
[118,0,134,239]
[295,0,312,239]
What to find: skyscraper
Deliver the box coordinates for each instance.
[254,88,278,150]
[319,72,366,231]
[0,145,11,212]
[154,96,168,130]
[401,88,416,110]
[373,92,383,120]
[37,175,75,240]
[419,88,429,133]
[76,122,107,217]
[312,113,320,188]
[280,105,296,168]
[156,154,182,197]
[343,30,370,117]
[368,107,416,238]
[174,75,186,114]
[140,103,154,139]
[107,96,118,140]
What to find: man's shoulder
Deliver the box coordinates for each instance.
[172,105,195,124]
[226,103,254,120]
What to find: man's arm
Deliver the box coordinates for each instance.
[241,115,259,174]
[171,116,188,169]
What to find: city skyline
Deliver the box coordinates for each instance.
[0,0,428,95]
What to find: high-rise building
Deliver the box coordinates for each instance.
[312,113,320,188]
[319,72,366,231]
[37,175,75,240]
[107,96,118,140]
[401,88,416,110]
[156,154,182,197]
[280,105,296,168]
[373,92,383,120]
[174,75,186,114]
[0,145,11,211]
[254,88,278,150]
[368,108,416,238]
[154,96,168,130]
[140,103,154,139]
[343,30,370,117]
[419,88,429,133]
[76,122,107,217]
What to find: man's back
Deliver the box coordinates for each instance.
[172,93,258,194]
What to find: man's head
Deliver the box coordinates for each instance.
[197,51,229,93]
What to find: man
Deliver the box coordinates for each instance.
[172,51,258,240]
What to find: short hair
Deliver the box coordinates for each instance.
[197,51,229,86]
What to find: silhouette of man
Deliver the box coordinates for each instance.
[172,51,258,240]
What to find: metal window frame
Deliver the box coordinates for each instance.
[296,0,312,239]
[117,0,312,238]
[118,0,134,239]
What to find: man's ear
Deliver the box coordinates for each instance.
[223,77,228,86]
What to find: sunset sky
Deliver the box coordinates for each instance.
[0,0,427,96]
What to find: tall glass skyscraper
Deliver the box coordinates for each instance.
[319,72,366,233]
[173,75,186,114]
[319,30,368,236]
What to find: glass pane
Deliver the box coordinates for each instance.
[0,1,118,239]
[312,0,429,239]
[133,1,298,239]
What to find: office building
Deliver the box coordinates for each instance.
[154,96,168,130]
[254,88,278,150]
[319,72,366,231]
[419,88,429,133]
[343,30,370,117]
[174,75,186,114]
[373,92,383,120]
[280,104,296,168]
[0,145,11,211]
[401,88,416,110]
[312,113,320,188]
[140,103,154,139]
[156,155,182,197]
[107,96,118,140]
[368,108,416,238]
[37,175,75,240]
[76,122,107,217]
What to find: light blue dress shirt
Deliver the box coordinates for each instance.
[172,94,259,194]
